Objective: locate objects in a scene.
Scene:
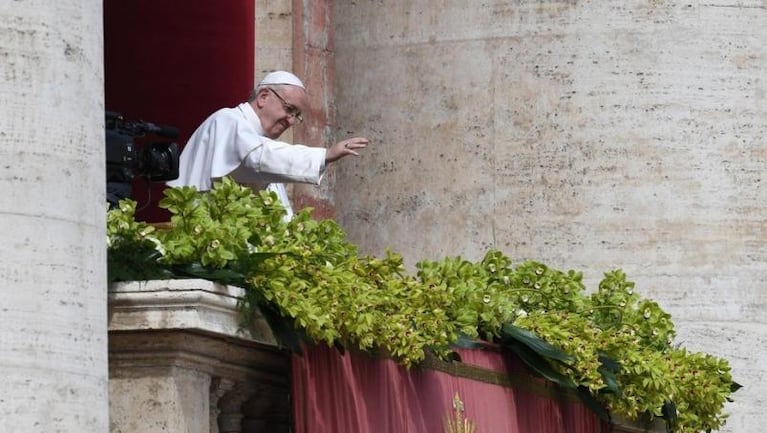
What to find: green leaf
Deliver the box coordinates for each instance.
[107,246,171,282]
[229,252,286,275]
[597,365,620,395]
[443,350,462,362]
[259,304,306,355]
[500,324,574,364]
[333,340,346,355]
[576,386,612,423]
[506,341,576,388]
[450,333,491,350]
[661,401,678,426]
[730,381,743,393]
[171,262,245,284]
[598,352,621,373]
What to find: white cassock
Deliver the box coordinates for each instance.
[167,102,327,220]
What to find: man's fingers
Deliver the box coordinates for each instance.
[342,139,369,150]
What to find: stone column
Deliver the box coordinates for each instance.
[0,2,107,432]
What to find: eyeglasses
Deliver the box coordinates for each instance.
[267,88,303,123]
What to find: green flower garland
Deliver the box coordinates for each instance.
[107,178,739,433]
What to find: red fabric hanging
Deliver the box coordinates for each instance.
[104,0,255,222]
[292,344,605,433]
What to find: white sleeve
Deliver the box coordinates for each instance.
[236,128,327,185]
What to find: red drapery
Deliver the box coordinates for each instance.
[292,344,605,433]
[104,0,255,222]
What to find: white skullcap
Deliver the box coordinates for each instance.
[259,70,305,89]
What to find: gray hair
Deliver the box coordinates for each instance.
[247,83,294,102]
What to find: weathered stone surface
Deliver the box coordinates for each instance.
[0,2,107,432]
[256,0,294,80]
[109,366,211,433]
[330,2,766,432]
[108,280,290,433]
[108,279,277,344]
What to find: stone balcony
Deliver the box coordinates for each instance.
[107,279,664,433]
[107,279,291,433]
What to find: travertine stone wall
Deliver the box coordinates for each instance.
[256,0,294,79]
[0,1,107,432]
[331,2,766,432]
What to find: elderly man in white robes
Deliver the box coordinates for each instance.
[167,70,369,219]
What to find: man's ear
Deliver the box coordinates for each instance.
[254,88,269,109]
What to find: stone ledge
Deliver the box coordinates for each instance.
[109,329,289,385]
[108,279,277,345]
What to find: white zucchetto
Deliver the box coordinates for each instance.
[259,71,305,89]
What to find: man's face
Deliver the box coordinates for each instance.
[255,85,307,139]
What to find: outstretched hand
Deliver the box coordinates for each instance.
[325,137,370,164]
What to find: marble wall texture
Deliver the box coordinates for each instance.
[329,1,766,432]
[0,1,108,432]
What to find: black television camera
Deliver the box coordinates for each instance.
[106,111,180,207]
